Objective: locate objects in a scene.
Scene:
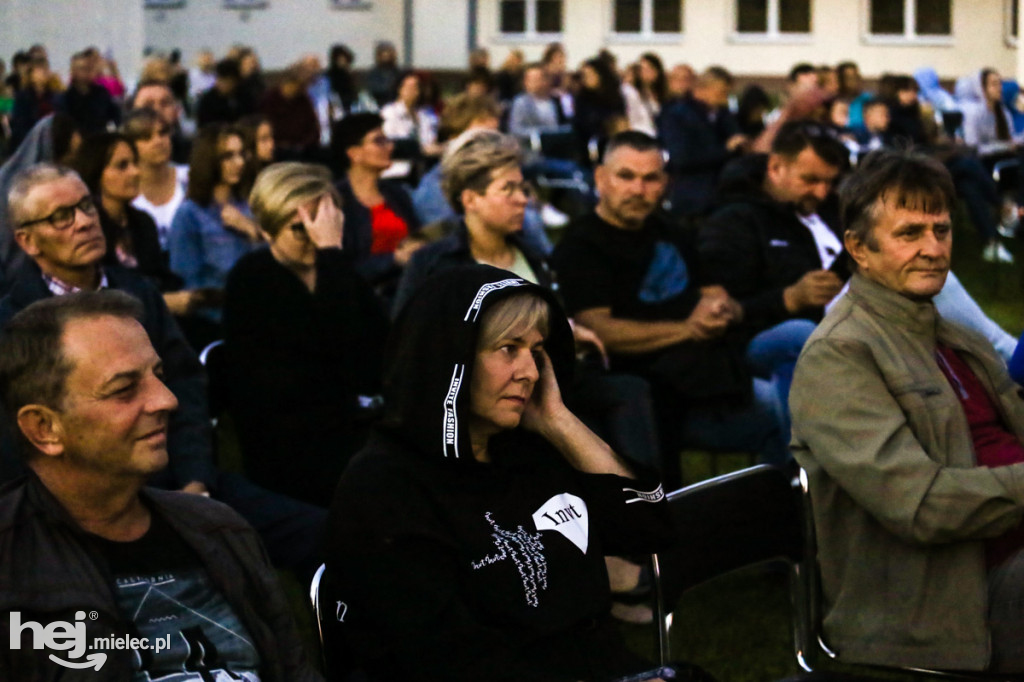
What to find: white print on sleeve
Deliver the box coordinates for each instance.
[471,512,549,607]
[622,484,665,504]
[532,493,589,553]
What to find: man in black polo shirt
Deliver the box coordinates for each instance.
[552,131,785,478]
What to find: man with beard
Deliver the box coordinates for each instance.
[552,131,786,479]
[697,121,849,431]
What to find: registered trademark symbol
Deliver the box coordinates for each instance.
[89,611,98,621]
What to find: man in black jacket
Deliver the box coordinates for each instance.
[658,66,748,218]
[56,51,120,136]
[0,290,321,681]
[1,163,325,581]
[553,131,786,477]
[698,121,849,432]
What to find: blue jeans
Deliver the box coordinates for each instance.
[746,319,818,441]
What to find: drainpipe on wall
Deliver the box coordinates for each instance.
[403,0,414,67]
[468,0,478,52]
[1018,4,1024,86]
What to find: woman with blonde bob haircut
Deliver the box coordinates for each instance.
[222,162,390,507]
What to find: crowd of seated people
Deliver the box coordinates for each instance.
[2,38,1024,680]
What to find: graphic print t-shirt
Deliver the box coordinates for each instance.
[89,511,261,681]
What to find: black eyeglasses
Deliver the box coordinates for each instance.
[19,195,97,230]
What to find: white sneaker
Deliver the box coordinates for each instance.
[1000,199,1020,238]
[982,241,1015,264]
[540,203,569,228]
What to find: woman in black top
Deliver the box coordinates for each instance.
[70,132,184,297]
[223,162,389,506]
[326,265,679,681]
[573,58,627,162]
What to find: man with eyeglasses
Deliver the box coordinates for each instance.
[0,163,329,586]
[0,163,213,497]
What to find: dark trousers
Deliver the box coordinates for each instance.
[216,472,327,586]
[988,547,1024,672]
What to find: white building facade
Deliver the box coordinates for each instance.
[2,0,1022,83]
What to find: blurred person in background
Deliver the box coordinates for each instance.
[169,124,260,343]
[332,113,422,294]
[365,41,401,108]
[123,107,189,251]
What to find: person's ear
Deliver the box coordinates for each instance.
[593,164,608,194]
[844,230,869,271]
[16,405,66,458]
[460,188,481,214]
[346,146,361,167]
[765,154,785,183]
[13,229,40,259]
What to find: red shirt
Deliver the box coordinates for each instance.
[369,203,409,255]
[935,344,1024,568]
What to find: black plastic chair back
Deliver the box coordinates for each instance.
[539,129,580,162]
[656,465,802,608]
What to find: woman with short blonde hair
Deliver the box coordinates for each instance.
[223,161,388,507]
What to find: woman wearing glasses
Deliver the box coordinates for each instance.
[222,162,389,506]
[331,113,421,293]
[394,130,543,315]
[168,124,260,335]
[122,108,189,251]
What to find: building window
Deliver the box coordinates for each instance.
[735,0,810,36]
[867,0,951,39]
[613,0,683,35]
[499,0,563,35]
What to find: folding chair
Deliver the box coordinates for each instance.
[795,469,1016,681]
[650,465,807,670]
[198,339,227,427]
[309,563,366,681]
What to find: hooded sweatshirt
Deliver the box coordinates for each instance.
[957,69,1021,154]
[325,265,672,682]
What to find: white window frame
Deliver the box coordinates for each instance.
[1005,0,1018,47]
[608,0,684,44]
[861,0,954,46]
[495,0,564,42]
[729,0,813,45]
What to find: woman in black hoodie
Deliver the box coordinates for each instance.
[326,265,678,681]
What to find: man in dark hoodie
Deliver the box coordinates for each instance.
[698,121,849,430]
[325,265,689,682]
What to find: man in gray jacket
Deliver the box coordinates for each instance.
[791,148,1024,673]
